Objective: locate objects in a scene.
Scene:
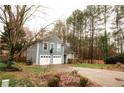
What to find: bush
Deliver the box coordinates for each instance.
[59,72,80,87]
[71,70,78,76]
[0,62,22,71]
[0,62,7,70]
[80,76,88,86]
[68,59,73,64]
[105,56,117,64]
[105,54,124,64]
[54,74,60,81]
[48,75,60,87]
[26,60,33,65]
[116,54,124,63]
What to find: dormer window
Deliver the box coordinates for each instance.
[43,42,48,50]
[50,43,55,50]
[49,43,55,54]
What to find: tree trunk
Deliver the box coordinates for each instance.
[7,45,14,68]
[90,17,94,64]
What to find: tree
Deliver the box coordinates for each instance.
[97,5,112,60]
[99,32,109,60]
[86,5,101,63]
[111,5,124,54]
[66,9,84,57]
[52,20,67,43]
[0,5,40,68]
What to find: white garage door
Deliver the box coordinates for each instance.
[40,55,62,65]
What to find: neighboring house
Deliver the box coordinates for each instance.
[26,34,74,65]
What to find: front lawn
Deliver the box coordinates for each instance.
[0,63,100,87]
[74,63,109,69]
[0,63,50,87]
[26,65,48,74]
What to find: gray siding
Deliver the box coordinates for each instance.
[37,42,64,64]
[39,42,63,55]
[27,44,37,64]
[27,35,64,65]
[37,36,64,64]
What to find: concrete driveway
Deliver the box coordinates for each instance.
[72,67,124,87]
[50,65,124,87]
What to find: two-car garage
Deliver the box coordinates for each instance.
[40,55,62,65]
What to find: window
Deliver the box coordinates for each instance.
[43,43,48,50]
[57,44,61,51]
[50,43,55,49]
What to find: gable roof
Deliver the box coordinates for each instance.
[29,33,63,46]
[40,34,63,44]
[28,32,74,54]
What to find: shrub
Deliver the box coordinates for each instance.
[59,72,80,87]
[26,60,33,65]
[0,62,7,70]
[116,54,124,63]
[105,54,124,64]
[11,63,22,71]
[71,70,78,76]
[116,62,122,67]
[68,59,73,64]
[54,74,60,81]
[105,56,117,64]
[48,76,60,87]
[80,76,88,86]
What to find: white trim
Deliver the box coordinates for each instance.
[36,42,39,65]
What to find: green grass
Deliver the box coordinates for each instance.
[0,62,7,70]
[26,65,47,74]
[74,63,109,69]
[0,63,50,87]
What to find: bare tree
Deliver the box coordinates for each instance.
[0,5,41,68]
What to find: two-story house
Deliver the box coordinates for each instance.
[26,34,74,65]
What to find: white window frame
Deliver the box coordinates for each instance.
[50,43,55,51]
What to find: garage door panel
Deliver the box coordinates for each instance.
[53,55,62,64]
[40,55,50,65]
[40,55,62,65]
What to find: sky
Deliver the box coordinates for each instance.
[1,0,124,32]
[24,0,87,32]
